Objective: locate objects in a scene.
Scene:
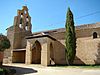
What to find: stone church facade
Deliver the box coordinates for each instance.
[3,6,100,66]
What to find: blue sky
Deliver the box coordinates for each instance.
[0,0,100,34]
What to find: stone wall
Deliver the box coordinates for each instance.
[76,27,100,38]
[74,27,100,64]
[75,38,100,65]
[13,28,32,49]
[53,40,66,65]
[49,26,100,65]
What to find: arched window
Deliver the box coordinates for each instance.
[93,32,97,39]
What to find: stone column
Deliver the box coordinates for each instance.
[25,40,32,64]
[41,38,50,66]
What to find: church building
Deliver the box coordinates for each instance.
[3,6,100,66]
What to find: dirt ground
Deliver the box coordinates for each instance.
[3,64,100,75]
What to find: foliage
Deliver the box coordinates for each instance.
[0,68,4,75]
[65,7,76,65]
[0,68,16,75]
[0,34,11,51]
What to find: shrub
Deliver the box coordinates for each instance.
[0,68,5,75]
[0,68,16,75]
[0,34,11,51]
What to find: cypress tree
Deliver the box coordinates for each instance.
[65,7,76,65]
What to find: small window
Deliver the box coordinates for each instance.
[21,13,23,18]
[26,16,28,18]
[21,13,23,15]
[93,32,97,39]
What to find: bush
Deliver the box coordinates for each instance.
[0,68,16,75]
[0,68,5,75]
[0,34,11,51]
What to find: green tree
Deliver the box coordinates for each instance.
[65,8,76,65]
[0,34,11,66]
[0,34,11,51]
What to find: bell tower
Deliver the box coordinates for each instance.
[13,6,32,49]
[14,6,32,32]
[7,6,32,50]
[5,6,32,64]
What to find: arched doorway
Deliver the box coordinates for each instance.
[32,41,41,64]
[93,32,97,39]
[50,43,55,65]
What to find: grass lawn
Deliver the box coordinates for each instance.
[49,65,100,69]
[66,65,100,69]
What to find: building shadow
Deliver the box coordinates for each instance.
[52,40,86,66]
[53,40,67,65]
[73,56,85,66]
[2,65,38,75]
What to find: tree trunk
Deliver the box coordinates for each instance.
[0,52,4,66]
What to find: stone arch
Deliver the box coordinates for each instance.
[93,32,97,39]
[50,43,55,65]
[31,40,41,64]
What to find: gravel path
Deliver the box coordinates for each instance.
[3,64,100,75]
